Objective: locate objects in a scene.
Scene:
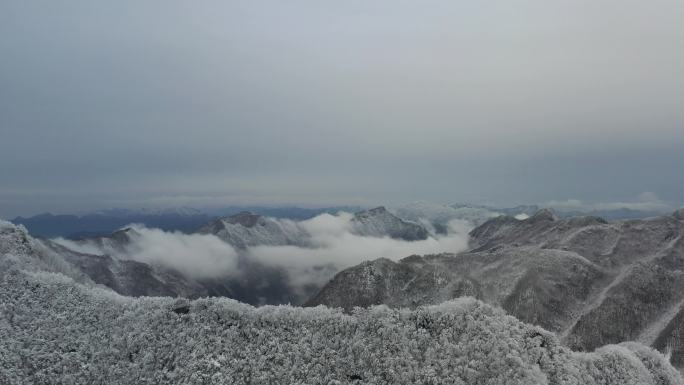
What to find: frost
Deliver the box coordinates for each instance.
[1,219,683,385]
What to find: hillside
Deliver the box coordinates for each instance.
[309,209,684,368]
[0,223,681,384]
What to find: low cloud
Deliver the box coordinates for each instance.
[247,214,471,289]
[55,226,239,279]
[54,212,471,295]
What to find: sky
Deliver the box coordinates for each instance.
[1,0,683,217]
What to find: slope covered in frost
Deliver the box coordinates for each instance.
[311,209,684,368]
[197,212,309,249]
[1,219,682,384]
[350,206,429,241]
[0,266,681,385]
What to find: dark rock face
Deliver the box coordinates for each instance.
[309,211,684,368]
[350,207,429,241]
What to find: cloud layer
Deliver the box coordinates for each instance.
[248,214,471,288]
[55,227,240,279]
[2,0,684,217]
[54,212,472,291]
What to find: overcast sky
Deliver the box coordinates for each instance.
[1,0,683,217]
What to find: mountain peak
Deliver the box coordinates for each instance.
[674,208,684,220]
[351,207,429,241]
[365,206,388,215]
[224,212,262,227]
[530,208,557,221]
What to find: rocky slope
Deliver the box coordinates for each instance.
[198,207,431,249]
[1,229,681,384]
[197,212,308,249]
[0,221,298,305]
[392,202,508,230]
[308,208,684,368]
[34,207,433,306]
[350,206,429,240]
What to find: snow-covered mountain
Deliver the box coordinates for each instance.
[308,208,684,369]
[350,206,429,241]
[198,207,431,249]
[197,212,309,249]
[392,202,537,231]
[1,221,681,384]
[0,221,293,304]
[9,206,362,239]
[34,207,438,306]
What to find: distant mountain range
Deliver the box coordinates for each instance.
[392,201,668,230]
[10,209,213,239]
[8,202,684,361]
[10,202,663,240]
[9,206,360,239]
[9,207,438,306]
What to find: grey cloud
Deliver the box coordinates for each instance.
[1,0,683,217]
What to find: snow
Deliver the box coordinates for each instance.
[2,218,684,384]
[1,258,682,384]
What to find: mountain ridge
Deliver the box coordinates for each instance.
[1,232,681,385]
[308,209,684,368]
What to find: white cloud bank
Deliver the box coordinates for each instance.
[248,213,471,288]
[55,226,240,279]
[53,212,472,292]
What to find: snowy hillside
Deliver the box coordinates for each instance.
[198,208,431,249]
[38,205,468,306]
[391,202,540,231]
[350,206,429,240]
[393,202,505,230]
[1,239,681,384]
[197,212,309,249]
[310,209,684,369]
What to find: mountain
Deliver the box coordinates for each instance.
[198,207,431,249]
[67,231,301,305]
[308,208,684,369]
[350,206,429,241]
[554,207,669,221]
[492,204,541,217]
[0,223,212,298]
[72,227,140,253]
[391,201,665,232]
[1,225,680,384]
[11,209,213,239]
[197,212,308,249]
[207,205,363,220]
[9,206,364,240]
[392,202,539,232]
[39,207,432,306]
[392,202,504,231]
[43,239,210,297]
